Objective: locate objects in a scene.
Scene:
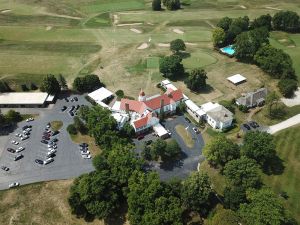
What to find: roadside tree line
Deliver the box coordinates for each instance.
[212,11,299,98]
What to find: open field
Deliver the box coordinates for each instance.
[175,124,195,148]
[263,125,300,223]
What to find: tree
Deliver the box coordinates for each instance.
[231,16,249,31]
[162,139,181,160]
[217,17,232,31]
[67,124,77,135]
[224,157,261,189]
[5,110,22,123]
[226,24,242,44]
[223,186,247,210]
[212,27,226,47]
[0,109,6,127]
[241,131,276,166]
[163,0,180,10]
[170,39,186,53]
[120,122,135,138]
[278,79,298,98]
[185,68,208,92]
[203,135,240,168]
[20,84,29,91]
[73,77,86,93]
[254,45,296,79]
[152,0,161,11]
[266,91,280,116]
[239,188,293,225]
[151,139,167,160]
[73,74,103,93]
[235,28,269,61]
[40,74,60,95]
[210,207,240,225]
[68,171,121,220]
[30,83,38,90]
[115,89,124,99]
[251,14,272,30]
[273,11,300,32]
[73,116,87,134]
[159,55,184,79]
[58,74,68,90]
[219,100,235,113]
[181,172,213,214]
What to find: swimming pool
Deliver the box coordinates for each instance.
[220,45,235,55]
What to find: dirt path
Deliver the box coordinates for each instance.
[205,20,215,28]
[267,114,300,134]
[246,107,262,121]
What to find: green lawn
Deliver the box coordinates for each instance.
[263,125,300,223]
[182,50,217,69]
[146,57,160,69]
[81,1,145,13]
[50,121,63,131]
[175,124,195,148]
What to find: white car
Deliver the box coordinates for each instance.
[21,135,29,141]
[81,150,90,155]
[11,140,19,145]
[26,118,34,122]
[16,147,25,153]
[48,145,57,149]
[82,154,91,159]
[47,149,57,155]
[43,157,54,165]
[167,129,172,136]
[15,133,21,137]
[9,182,20,188]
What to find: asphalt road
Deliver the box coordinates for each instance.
[0,94,94,190]
[135,115,205,181]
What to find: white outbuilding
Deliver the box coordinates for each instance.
[227,74,247,85]
[88,87,114,104]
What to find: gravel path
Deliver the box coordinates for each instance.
[281,88,300,107]
[267,114,300,134]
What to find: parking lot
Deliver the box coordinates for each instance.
[134,115,205,180]
[0,93,94,190]
[240,120,263,133]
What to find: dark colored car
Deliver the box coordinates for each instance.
[22,125,32,130]
[74,97,78,101]
[185,117,191,123]
[76,105,80,110]
[65,98,69,102]
[1,166,9,171]
[243,124,251,130]
[52,138,58,142]
[52,131,59,136]
[7,148,16,153]
[14,154,23,161]
[42,136,50,140]
[249,121,259,128]
[71,105,75,111]
[47,153,56,158]
[79,143,88,148]
[70,112,74,117]
[145,140,152,145]
[35,159,43,165]
[137,135,144,140]
[61,106,67,112]
[41,140,48,144]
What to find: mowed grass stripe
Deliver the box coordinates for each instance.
[81,1,145,13]
[263,126,300,223]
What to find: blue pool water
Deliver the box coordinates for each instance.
[220,45,235,55]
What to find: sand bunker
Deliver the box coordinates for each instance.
[147,22,154,26]
[265,6,282,10]
[173,28,184,34]
[113,14,119,25]
[117,23,143,27]
[185,42,198,46]
[130,28,142,34]
[46,26,52,31]
[137,43,149,50]
[239,5,247,9]
[1,9,11,13]
[158,43,170,47]
[279,39,288,42]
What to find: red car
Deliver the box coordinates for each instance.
[137,135,144,140]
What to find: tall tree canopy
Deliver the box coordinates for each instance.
[217,17,232,31]
[58,74,68,90]
[159,55,184,79]
[210,207,240,225]
[273,11,300,32]
[223,157,261,189]
[251,14,272,30]
[40,74,60,95]
[254,45,296,79]
[212,27,226,47]
[241,131,276,166]
[73,74,103,93]
[203,135,240,168]
[162,0,180,10]
[185,68,208,92]
[152,0,161,11]
[170,39,186,53]
[239,188,295,225]
[181,172,213,214]
[278,79,298,98]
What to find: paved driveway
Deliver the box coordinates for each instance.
[267,114,300,134]
[0,93,94,190]
[135,115,205,180]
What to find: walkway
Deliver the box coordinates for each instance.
[267,114,300,134]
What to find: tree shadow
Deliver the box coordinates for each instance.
[0,123,18,136]
[159,151,187,171]
[262,155,285,175]
[104,203,127,225]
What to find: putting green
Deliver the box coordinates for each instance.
[182,51,217,69]
[147,57,160,69]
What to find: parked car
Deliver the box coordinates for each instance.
[43,158,54,165]
[74,97,78,101]
[47,152,56,158]
[64,97,69,102]
[1,166,9,171]
[167,129,172,136]
[7,148,16,153]
[81,150,90,155]
[249,121,259,128]
[15,133,21,137]
[21,135,29,141]
[35,159,44,165]
[192,127,200,134]
[11,140,19,145]
[70,111,74,117]
[9,182,20,188]
[41,140,48,144]
[79,143,88,148]
[184,117,191,123]
[42,136,50,140]
[14,154,23,161]
[137,135,144,140]
[16,147,25,153]
[82,154,91,159]
[52,138,58,142]
[61,106,67,112]
[52,130,59,136]
[26,117,34,122]
[47,149,57,155]
[243,124,251,130]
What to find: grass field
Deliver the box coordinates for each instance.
[263,125,300,223]
[50,121,63,131]
[175,124,195,148]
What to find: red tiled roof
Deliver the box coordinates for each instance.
[120,99,147,114]
[144,89,183,110]
[133,112,156,129]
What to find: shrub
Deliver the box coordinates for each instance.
[278,79,298,98]
[115,90,124,99]
[67,124,78,135]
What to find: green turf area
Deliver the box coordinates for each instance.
[80,1,145,13]
[85,13,111,27]
[263,126,300,223]
[146,57,160,69]
[182,50,218,69]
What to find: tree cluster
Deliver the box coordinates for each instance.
[273,11,300,32]
[40,74,61,95]
[73,74,104,93]
[185,68,208,92]
[0,109,22,128]
[159,54,184,79]
[162,0,180,10]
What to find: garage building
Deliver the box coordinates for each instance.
[0,92,50,108]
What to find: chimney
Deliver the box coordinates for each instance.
[160,99,164,114]
[125,103,130,113]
